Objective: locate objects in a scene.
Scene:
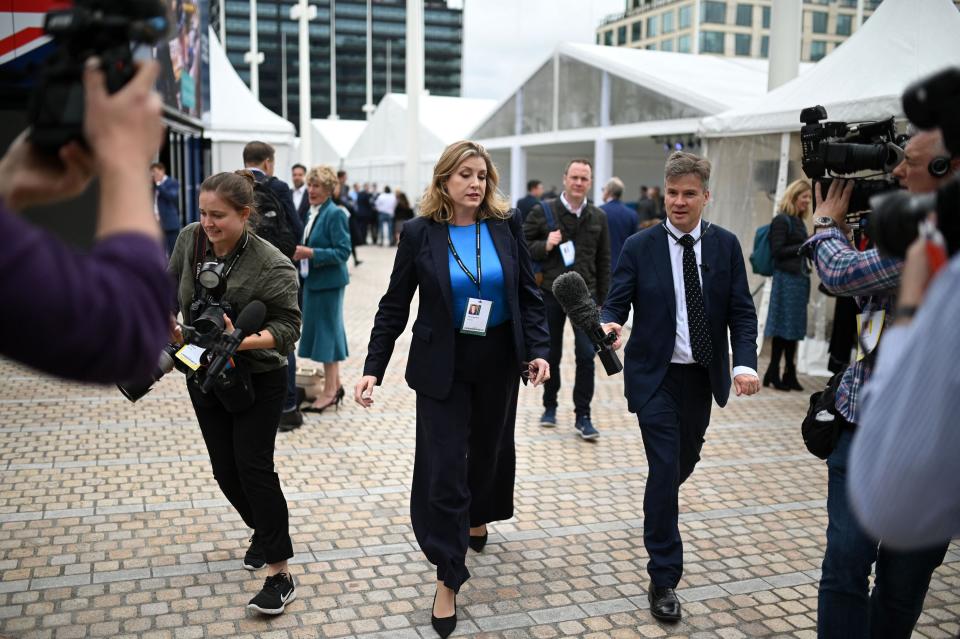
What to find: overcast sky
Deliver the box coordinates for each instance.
[451,0,626,102]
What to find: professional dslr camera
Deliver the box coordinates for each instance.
[29,0,170,152]
[869,67,960,258]
[800,105,905,219]
[117,262,261,403]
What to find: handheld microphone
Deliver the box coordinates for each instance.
[551,272,623,376]
[201,300,267,392]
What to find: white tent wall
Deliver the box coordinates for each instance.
[205,29,296,175]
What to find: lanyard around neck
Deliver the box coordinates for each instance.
[662,221,709,246]
[447,221,482,293]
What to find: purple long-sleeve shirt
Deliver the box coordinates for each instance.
[0,200,173,383]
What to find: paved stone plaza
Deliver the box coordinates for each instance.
[0,244,957,639]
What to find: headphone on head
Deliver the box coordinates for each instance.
[929,155,952,177]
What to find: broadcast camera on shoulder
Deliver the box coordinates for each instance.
[800,105,905,223]
[29,0,171,152]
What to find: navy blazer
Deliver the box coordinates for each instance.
[362,212,551,401]
[600,198,640,278]
[600,222,758,411]
[155,177,181,232]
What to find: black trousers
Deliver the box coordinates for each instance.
[188,366,294,564]
[541,290,595,417]
[411,323,520,593]
[637,363,713,588]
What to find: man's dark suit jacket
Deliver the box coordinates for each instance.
[362,212,551,401]
[516,195,540,222]
[155,177,181,232]
[600,198,639,276]
[600,222,758,411]
[297,193,310,227]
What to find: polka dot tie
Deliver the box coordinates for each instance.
[680,234,713,366]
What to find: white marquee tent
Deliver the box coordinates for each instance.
[204,29,296,174]
[342,93,496,194]
[698,0,960,372]
[470,42,792,203]
[308,119,367,169]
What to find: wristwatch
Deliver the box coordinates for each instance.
[813,215,837,229]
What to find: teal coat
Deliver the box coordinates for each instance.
[303,198,351,291]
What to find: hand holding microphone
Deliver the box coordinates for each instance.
[551,272,623,376]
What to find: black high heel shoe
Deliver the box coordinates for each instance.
[781,370,804,392]
[469,526,488,552]
[762,368,789,391]
[302,386,345,413]
[431,590,457,638]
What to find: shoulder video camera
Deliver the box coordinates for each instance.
[28,0,170,152]
[800,105,904,217]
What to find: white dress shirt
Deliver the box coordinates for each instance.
[560,191,586,217]
[664,218,757,379]
[292,185,306,212]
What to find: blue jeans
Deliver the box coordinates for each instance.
[817,429,947,638]
[378,213,394,246]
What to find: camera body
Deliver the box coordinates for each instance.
[28,0,169,152]
[800,105,904,215]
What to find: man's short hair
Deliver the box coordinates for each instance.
[664,151,711,190]
[337,170,347,179]
[527,179,542,192]
[604,177,624,199]
[564,158,593,175]
[243,141,275,166]
[150,162,166,172]
[291,163,306,173]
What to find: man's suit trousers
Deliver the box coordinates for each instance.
[638,363,713,588]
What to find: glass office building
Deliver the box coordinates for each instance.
[211,0,462,125]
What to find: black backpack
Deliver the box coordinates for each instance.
[252,174,298,259]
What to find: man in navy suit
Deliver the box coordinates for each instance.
[151,162,180,257]
[599,176,639,280]
[600,152,759,622]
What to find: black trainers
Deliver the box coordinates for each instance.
[243,536,266,571]
[278,409,303,432]
[247,572,296,615]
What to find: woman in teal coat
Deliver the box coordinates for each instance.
[293,165,351,411]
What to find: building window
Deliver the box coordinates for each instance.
[604,30,613,46]
[701,1,727,24]
[736,3,753,27]
[678,34,691,52]
[836,14,852,35]
[762,6,770,28]
[760,35,769,57]
[646,44,657,50]
[631,21,642,41]
[839,0,858,6]
[811,11,828,34]
[618,25,627,44]
[700,30,725,53]
[596,32,602,44]
[662,11,675,33]
[661,38,674,51]
[810,40,828,61]
[679,4,692,29]
[647,14,659,37]
[735,33,751,55]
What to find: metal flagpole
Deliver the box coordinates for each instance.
[290,0,316,164]
[363,0,374,118]
[281,31,288,121]
[330,0,338,119]
[405,0,424,201]
[244,0,264,99]
[385,39,391,94]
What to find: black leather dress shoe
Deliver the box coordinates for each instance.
[648,584,681,622]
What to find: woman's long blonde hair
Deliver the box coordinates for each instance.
[419,140,511,223]
[778,179,812,219]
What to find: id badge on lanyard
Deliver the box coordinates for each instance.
[449,223,494,336]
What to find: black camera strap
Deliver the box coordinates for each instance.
[192,226,249,283]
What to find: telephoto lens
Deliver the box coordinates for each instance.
[116,343,178,402]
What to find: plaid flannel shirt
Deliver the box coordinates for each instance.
[802,228,902,423]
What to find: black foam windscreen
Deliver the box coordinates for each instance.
[552,272,599,334]
[235,301,267,335]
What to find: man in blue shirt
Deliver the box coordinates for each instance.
[600,177,639,280]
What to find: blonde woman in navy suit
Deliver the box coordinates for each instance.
[355,141,551,638]
[293,165,351,411]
